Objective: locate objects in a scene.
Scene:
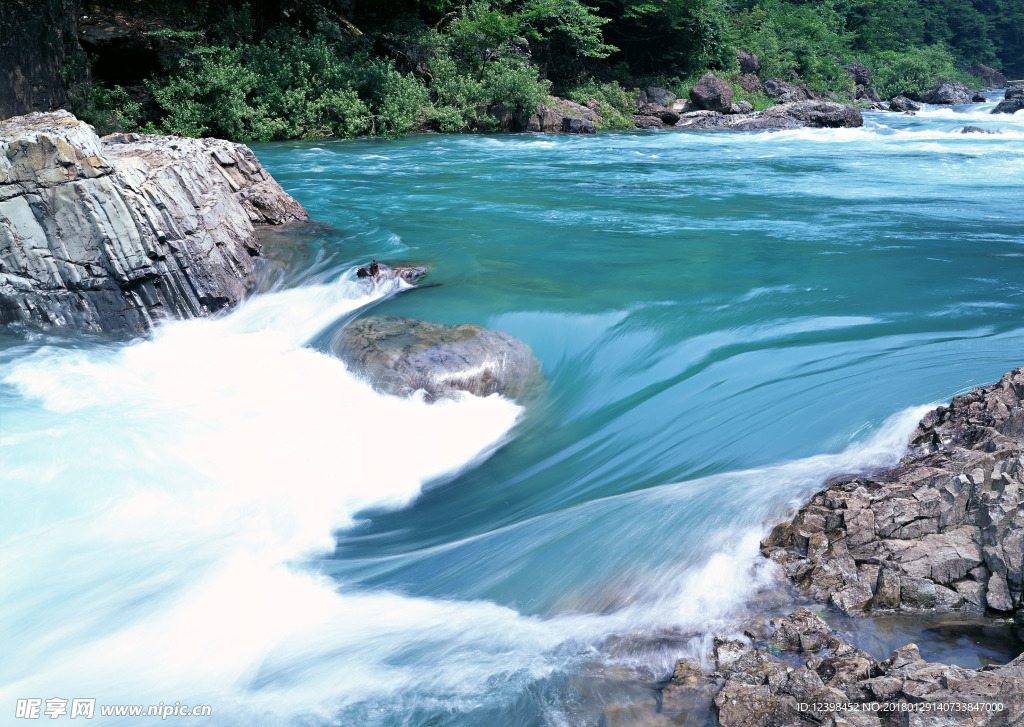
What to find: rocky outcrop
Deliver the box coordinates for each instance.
[638,87,676,107]
[333,315,539,401]
[607,609,1023,727]
[0,111,307,334]
[488,97,598,133]
[922,81,976,105]
[762,368,1024,619]
[847,63,872,87]
[690,73,735,113]
[889,95,921,112]
[674,101,862,131]
[966,64,1007,89]
[0,0,81,119]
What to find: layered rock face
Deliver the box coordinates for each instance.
[333,315,539,401]
[762,368,1024,619]
[0,111,307,334]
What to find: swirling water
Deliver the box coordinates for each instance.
[1,100,1023,725]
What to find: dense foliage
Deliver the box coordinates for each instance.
[74,0,1021,139]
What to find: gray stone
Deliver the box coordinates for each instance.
[965,64,1006,88]
[333,315,540,401]
[0,111,307,335]
[922,81,975,105]
[690,72,734,113]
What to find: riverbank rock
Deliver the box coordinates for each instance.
[607,609,1024,726]
[488,97,597,134]
[690,73,734,113]
[674,101,862,131]
[333,315,539,401]
[738,49,761,76]
[992,83,1024,114]
[966,64,1007,89]
[888,95,921,112]
[922,81,975,105]
[0,111,307,334]
[761,367,1024,619]
[764,78,814,104]
[847,63,872,87]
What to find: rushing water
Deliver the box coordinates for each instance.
[2,99,1023,725]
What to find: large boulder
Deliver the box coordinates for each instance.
[490,97,597,134]
[0,111,307,334]
[333,316,539,401]
[763,78,813,104]
[965,64,1007,88]
[922,80,975,105]
[1006,80,1024,99]
[690,72,734,113]
[737,49,761,76]
[846,62,872,87]
[992,97,1024,114]
[0,0,81,119]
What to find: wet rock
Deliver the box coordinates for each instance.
[0,111,307,334]
[960,126,996,134]
[761,368,1024,621]
[690,73,734,113]
[355,259,426,284]
[333,315,539,401]
[674,101,861,131]
[965,64,1007,89]
[922,81,975,105]
[738,49,761,76]
[889,96,921,112]
[1006,81,1024,100]
[991,97,1024,115]
[972,92,988,103]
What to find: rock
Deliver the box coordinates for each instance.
[0,0,81,119]
[972,92,988,102]
[690,72,734,113]
[761,367,1024,621]
[961,126,996,134]
[738,74,762,93]
[764,78,813,104]
[492,97,597,134]
[730,101,754,114]
[991,97,1024,115]
[965,64,1007,88]
[644,87,676,107]
[332,315,539,401]
[0,111,307,334]
[922,81,975,105]
[1007,81,1024,100]
[856,86,882,103]
[737,49,761,76]
[637,103,680,125]
[674,101,862,131]
[888,95,921,112]
[355,260,426,284]
[633,115,665,129]
[847,63,872,87]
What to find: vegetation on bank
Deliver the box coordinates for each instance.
[72,0,1022,140]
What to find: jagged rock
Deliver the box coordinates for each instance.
[922,81,975,105]
[856,86,882,103]
[690,72,735,113]
[634,115,665,129]
[0,111,307,334]
[961,126,996,134]
[972,92,988,102]
[889,95,921,112]
[332,315,540,401]
[730,101,754,114]
[738,49,761,76]
[847,63,872,87]
[965,64,1007,89]
[764,78,813,104]
[637,103,680,125]
[762,368,1024,620]
[355,260,426,284]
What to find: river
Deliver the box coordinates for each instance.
[1,99,1022,726]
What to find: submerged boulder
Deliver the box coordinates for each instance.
[0,111,307,334]
[355,259,426,284]
[333,315,539,401]
[992,97,1024,115]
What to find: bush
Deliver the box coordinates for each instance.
[563,80,635,129]
[869,44,978,99]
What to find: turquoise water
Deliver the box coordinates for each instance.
[2,100,1023,725]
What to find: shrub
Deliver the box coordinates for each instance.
[563,79,635,129]
[868,44,979,99]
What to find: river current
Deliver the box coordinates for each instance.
[1,100,1023,725]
